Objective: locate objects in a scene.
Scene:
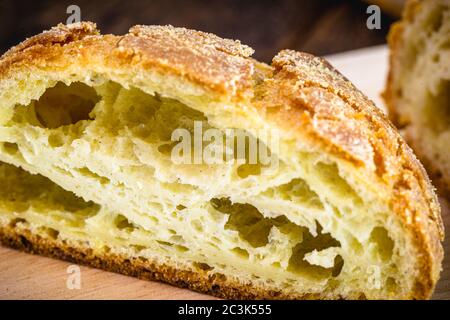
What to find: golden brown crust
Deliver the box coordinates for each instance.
[0,223,341,300]
[0,21,444,299]
[1,22,99,60]
[0,22,255,101]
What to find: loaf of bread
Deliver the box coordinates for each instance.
[0,22,444,299]
[384,0,450,196]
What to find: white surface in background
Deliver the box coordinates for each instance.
[325,45,389,113]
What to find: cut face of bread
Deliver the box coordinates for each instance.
[0,22,444,299]
[384,0,450,195]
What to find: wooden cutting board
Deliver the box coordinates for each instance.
[0,46,448,300]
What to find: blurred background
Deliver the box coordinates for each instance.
[0,0,404,63]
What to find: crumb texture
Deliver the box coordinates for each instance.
[0,21,444,300]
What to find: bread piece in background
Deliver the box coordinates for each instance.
[384,0,450,197]
[0,22,444,299]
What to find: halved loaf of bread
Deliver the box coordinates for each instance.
[0,22,444,299]
[384,0,450,196]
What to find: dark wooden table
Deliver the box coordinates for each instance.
[0,0,395,62]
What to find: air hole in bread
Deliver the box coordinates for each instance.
[441,38,450,49]
[369,226,394,262]
[404,43,421,71]
[432,54,441,63]
[169,234,185,244]
[423,4,445,33]
[9,217,26,227]
[193,262,214,271]
[114,214,137,231]
[157,240,174,247]
[231,134,269,178]
[423,80,450,133]
[272,262,282,269]
[231,247,250,259]
[2,142,18,155]
[108,85,208,146]
[288,223,342,279]
[48,133,65,148]
[76,167,110,185]
[149,216,159,224]
[32,82,99,129]
[38,226,60,240]
[211,197,288,247]
[191,220,203,232]
[175,245,189,252]
[315,162,363,206]
[157,142,177,156]
[348,235,364,255]
[332,255,345,277]
[386,277,398,292]
[0,162,99,214]
[271,178,324,209]
[131,244,146,252]
[237,163,261,178]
